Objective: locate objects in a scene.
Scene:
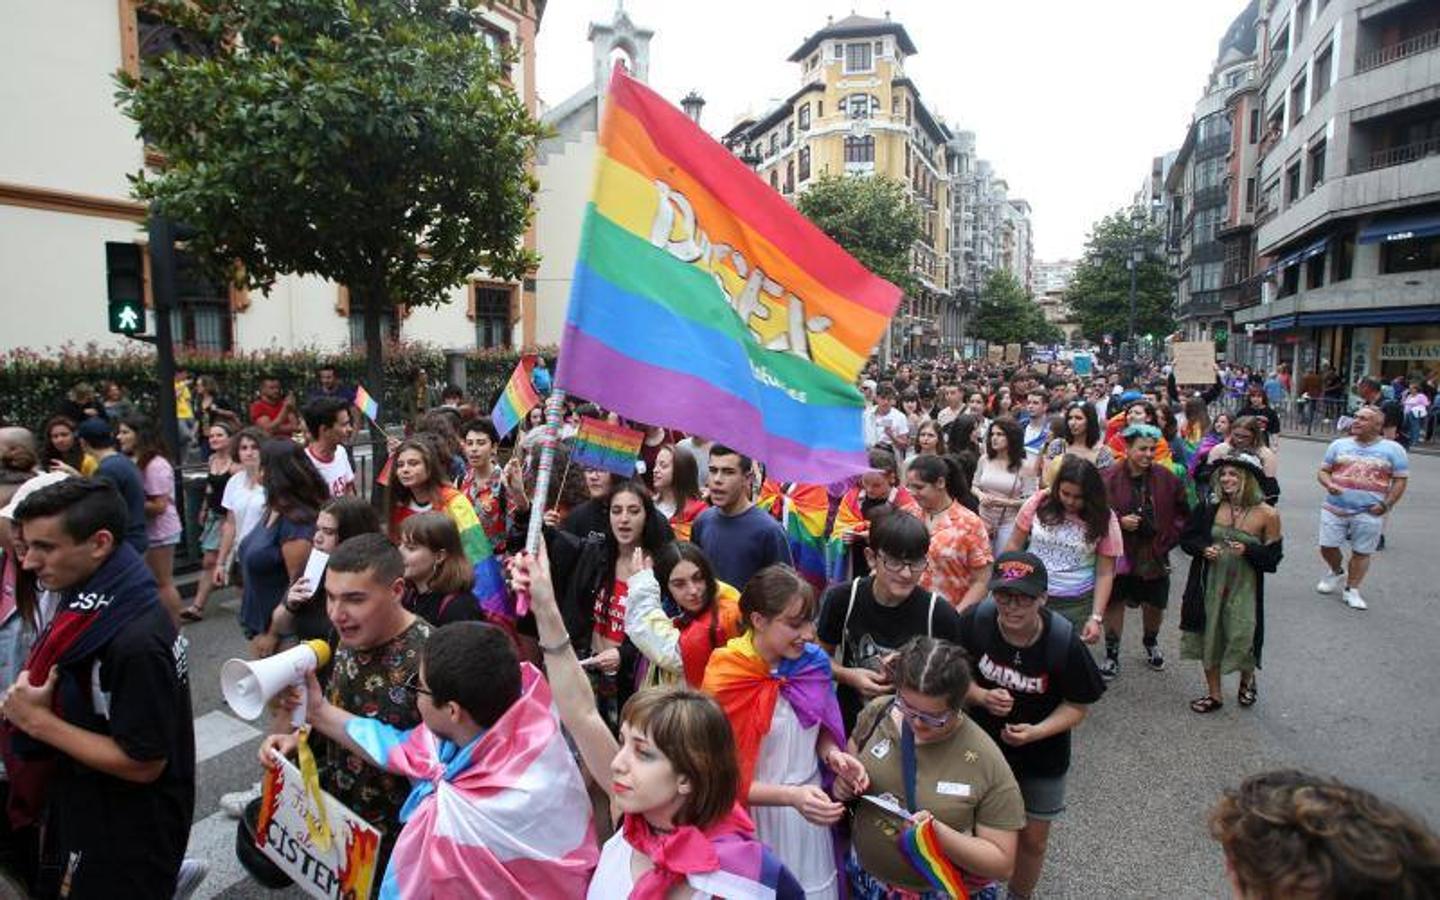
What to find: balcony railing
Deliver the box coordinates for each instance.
[1350,136,1440,174]
[1356,28,1440,74]
[1195,133,1231,161]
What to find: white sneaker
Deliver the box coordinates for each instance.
[1317,571,1345,594]
[220,783,261,819]
[1343,588,1368,610]
[174,858,209,900]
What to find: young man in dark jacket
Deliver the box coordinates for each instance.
[3,480,194,898]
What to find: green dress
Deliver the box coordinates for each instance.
[1180,524,1258,673]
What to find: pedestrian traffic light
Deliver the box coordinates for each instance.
[105,241,146,335]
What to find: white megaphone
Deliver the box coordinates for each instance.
[221,639,332,728]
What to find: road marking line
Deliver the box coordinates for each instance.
[184,809,252,899]
[194,710,262,765]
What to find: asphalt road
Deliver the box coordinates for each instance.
[180,435,1439,899]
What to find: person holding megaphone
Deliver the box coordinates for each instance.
[240,533,431,881]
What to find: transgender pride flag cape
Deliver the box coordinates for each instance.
[346,663,597,899]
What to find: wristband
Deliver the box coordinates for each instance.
[1089,614,1104,623]
[540,636,572,656]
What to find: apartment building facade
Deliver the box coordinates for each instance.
[1233,0,1440,384]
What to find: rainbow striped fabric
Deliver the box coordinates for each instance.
[570,416,643,477]
[780,482,830,597]
[898,817,969,898]
[490,355,542,437]
[554,67,900,483]
[354,384,380,423]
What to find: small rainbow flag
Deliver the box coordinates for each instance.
[490,355,542,437]
[898,817,969,898]
[554,66,900,483]
[354,384,380,423]
[571,416,643,478]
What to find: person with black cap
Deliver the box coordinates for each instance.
[1179,452,1282,714]
[956,551,1106,900]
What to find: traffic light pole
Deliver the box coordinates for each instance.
[147,216,182,462]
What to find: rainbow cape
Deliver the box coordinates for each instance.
[780,482,831,597]
[490,355,542,437]
[701,632,845,798]
[554,66,900,483]
[823,485,922,582]
[347,663,598,899]
[898,817,969,899]
[571,416,643,477]
[755,478,786,521]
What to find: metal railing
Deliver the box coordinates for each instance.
[1351,136,1440,174]
[1356,27,1440,73]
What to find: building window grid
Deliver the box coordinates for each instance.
[473,284,511,349]
[844,135,875,164]
[844,42,873,73]
[798,104,810,131]
[1308,140,1326,190]
[1312,44,1332,103]
[798,146,811,181]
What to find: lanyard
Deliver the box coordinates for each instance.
[901,715,918,814]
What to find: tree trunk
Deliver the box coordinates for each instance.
[361,281,389,511]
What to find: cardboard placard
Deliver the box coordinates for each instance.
[987,344,1004,364]
[255,750,381,899]
[1171,341,1216,385]
[1004,343,1022,364]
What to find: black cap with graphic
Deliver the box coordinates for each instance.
[987,551,1049,598]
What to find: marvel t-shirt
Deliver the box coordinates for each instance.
[818,576,964,730]
[957,606,1106,777]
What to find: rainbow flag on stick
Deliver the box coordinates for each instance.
[898,817,969,898]
[354,384,380,423]
[490,355,542,437]
[571,416,643,478]
[554,66,900,483]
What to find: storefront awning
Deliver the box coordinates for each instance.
[1260,305,1440,330]
[1278,238,1328,270]
[1358,211,1440,244]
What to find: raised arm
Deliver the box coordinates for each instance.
[511,546,619,795]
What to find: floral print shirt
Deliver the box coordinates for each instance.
[919,502,994,605]
[321,618,433,833]
[460,465,506,553]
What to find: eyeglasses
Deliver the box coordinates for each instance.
[994,592,1041,608]
[400,673,432,697]
[895,696,955,729]
[876,552,928,575]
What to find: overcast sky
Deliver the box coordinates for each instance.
[535,0,1248,262]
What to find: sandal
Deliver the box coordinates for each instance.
[179,606,206,623]
[1238,680,1258,707]
[1190,696,1224,714]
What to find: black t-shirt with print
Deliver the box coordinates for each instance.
[47,602,196,898]
[957,605,1106,778]
[818,576,964,731]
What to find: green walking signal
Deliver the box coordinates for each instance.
[106,242,147,335]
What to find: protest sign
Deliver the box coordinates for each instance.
[1004,343,1022,364]
[255,748,381,899]
[987,344,1004,364]
[1171,341,1216,385]
[1073,353,1093,376]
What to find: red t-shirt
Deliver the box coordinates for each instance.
[593,578,629,644]
[250,397,286,431]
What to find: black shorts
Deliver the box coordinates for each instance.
[1115,573,1170,610]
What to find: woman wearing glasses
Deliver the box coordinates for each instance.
[834,636,1025,900]
[817,514,969,733]
[956,552,1107,900]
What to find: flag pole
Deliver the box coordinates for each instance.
[516,389,566,616]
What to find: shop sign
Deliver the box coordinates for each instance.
[1380,342,1440,361]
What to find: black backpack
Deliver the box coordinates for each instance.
[960,598,1073,678]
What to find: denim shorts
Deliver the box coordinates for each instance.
[1017,771,1068,821]
[1319,508,1383,554]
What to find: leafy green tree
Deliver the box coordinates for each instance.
[796,174,921,296]
[971,270,1063,346]
[115,0,545,428]
[1067,210,1174,345]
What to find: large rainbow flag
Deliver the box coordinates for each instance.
[555,66,900,483]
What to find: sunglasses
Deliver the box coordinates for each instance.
[400,673,432,697]
[896,695,956,729]
[994,592,1041,608]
